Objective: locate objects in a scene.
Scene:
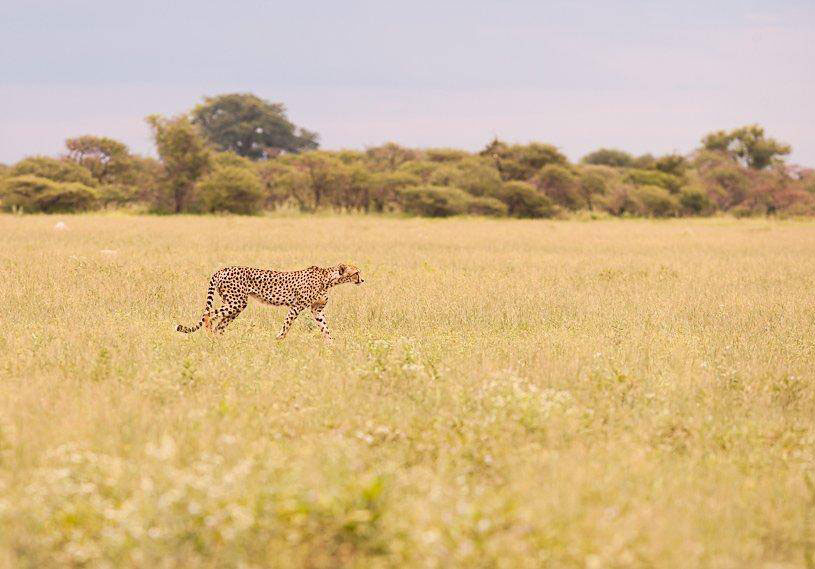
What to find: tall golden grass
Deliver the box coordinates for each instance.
[1,214,815,568]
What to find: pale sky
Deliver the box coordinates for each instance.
[1,0,813,165]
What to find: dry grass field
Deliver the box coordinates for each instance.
[1,214,815,568]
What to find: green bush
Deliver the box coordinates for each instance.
[679,186,713,215]
[397,161,441,183]
[578,169,608,209]
[398,185,471,217]
[581,148,634,168]
[11,156,96,187]
[632,154,656,169]
[212,151,255,170]
[428,165,464,187]
[629,185,679,217]
[425,148,470,162]
[625,169,683,193]
[481,140,567,181]
[370,171,422,212]
[455,158,502,197]
[466,196,508,217]
[495,181,556,218]
[195,166,265,214]
[98,184,139,207]
[1,175,98,212]
[655,154,687,177]
[595,185,634,216]
[704,165,750,208]
[537,164,582,209]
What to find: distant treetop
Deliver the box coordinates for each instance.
[701,124,791,170]
[581,148,635,168]
[190,93,318,160]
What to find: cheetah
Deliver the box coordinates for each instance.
[176,264,364,340]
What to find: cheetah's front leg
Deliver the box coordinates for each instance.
[276,306,301,340]
[311,301,332,342]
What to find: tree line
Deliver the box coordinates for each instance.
[1,93,813,218]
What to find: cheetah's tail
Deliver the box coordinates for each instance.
[176,274,218,333]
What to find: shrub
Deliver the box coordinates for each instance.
[286,151,351,210]
[428,165,464,187]
[679,186,713,215]
[481,139,567,181]
[703,165,750,209]
[98,184,139,208]
[455,158,502,197]
[495,181,556,218]
[629,185,679,217]
[655,154,688,177]
[581,148,634,168]
[212,151,255,170]
[578,169,608,209]
[425,148,470,162]
[336,149,366,164]
[195,166,265,214]
[625,169,683,193]
[397,161,441,183]
[595,185,634,216]
[466,196,508,217]
[398,185,471,217]
[370,171,421,212]
[536,165,582,209]
[11,156,96,187]
[632,154,657,169]
[365,143,419,171]
[129,156,163,204]
[1,175,98,212]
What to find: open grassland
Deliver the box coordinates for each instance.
[1,214,815,568]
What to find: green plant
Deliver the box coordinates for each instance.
[1,175,98,212]
[398,185,472,217]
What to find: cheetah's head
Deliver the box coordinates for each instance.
[332,263,364,285]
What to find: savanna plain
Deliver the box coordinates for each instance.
[1,214,815,569]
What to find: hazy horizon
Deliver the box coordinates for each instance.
[2,0,813,165]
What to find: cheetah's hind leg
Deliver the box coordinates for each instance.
[213,300,247,334]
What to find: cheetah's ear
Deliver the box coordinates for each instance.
[338,264,347,275]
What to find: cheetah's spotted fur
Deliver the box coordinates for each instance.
[176,264,364,340]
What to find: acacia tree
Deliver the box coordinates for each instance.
[365,143,419,171]
[702,125,791,170]
[191,93,318,159]
[146,114,211,213]
[481,139,567,181]
[64,136,134,185]
[10,156,96,186]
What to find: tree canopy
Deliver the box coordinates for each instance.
[191,93,318,159]
[2,110,811,219]
[65,135,135,186]
[147,114,211,213]
[702,125,791,170]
